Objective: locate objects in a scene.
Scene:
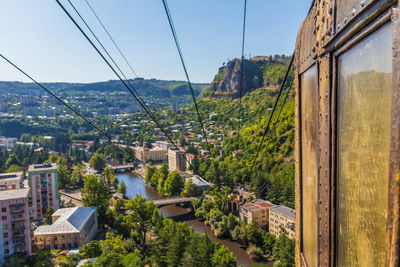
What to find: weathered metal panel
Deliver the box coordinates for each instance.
[387,8,400,267]
[298,1,318,74]
[318,55,331,267]
[335,0,373,32]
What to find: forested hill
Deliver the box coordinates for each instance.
[208,55,292,98]
[0,78,208,98]
[186,84,295,208]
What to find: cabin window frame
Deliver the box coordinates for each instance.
[298,62,320,267]
[331,5,399,266]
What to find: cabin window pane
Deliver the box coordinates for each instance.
[301,64,318,267]
[337,23,392,267]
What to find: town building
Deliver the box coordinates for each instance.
[0,96,4,112]
[154,141,174,150]
[0,188,32,262]
[187,176,210,193]
[41,108,56,117]
[239,199,275,227]
[23,106,38,116]
[269,205,295,239]
[33,207,97,251]
[28,163,59,221]
[0,137,17,150]
[0,172,24,190]
[134,145,167,163]
[168,148,186,172]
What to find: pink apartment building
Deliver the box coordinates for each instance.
[0,188,31,262]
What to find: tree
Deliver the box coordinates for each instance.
[118,180,127,196]
[181,177,199,196]
[211,245,236,267]
[123,196,158,260]
[6,153,20,167]
[144,163,155,184]
[44,207,55,225]
[163,171,184,197]
[80,240,102,258]
[70,164,85,186]
[7,164,20,173]
[81,174,111,226]
[58,163,70,187]
[273,234,295,267]
[247,244,264,261]
[104,166,117,186]
[262,232,276,255]
[89,153,106,173]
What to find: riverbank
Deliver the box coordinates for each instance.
[116,171,273,266]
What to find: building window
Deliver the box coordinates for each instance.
[2,216,6,221]
[3,233,8,238]
[2,208,6,212]
[301,64,318,267]
[337,23,392,267]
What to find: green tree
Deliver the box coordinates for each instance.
[263,232,276,255]
[70,164,85,186]
[7,164,20,173]
[123,196,158,260]
[104,166,117,187]
[81,174,111,226]
[6,153,20,167]
[118,180,127,196]
[43,207,55,225]
[211,245,236,267]
[246,244,264,261]
[273,234,295,267]
[89,153,106,173]
[80,240,102,258]
[163,171,184,197]
[181,178,199,196]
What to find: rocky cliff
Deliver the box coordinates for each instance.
[209,56,292,98]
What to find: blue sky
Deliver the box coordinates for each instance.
[0,0,312,83]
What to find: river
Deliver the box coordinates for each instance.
[116,172,273,266]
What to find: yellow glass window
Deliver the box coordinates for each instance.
[337,23,392,267]
[301,64,318,267]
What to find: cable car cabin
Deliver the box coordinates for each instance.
[294,0,399,266]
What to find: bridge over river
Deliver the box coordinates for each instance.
[152,197,198,208]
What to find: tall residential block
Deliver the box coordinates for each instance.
[28,163,59,221]
[0,188,32,262]
[168,148,186,172]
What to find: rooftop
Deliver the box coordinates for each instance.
[34,207,96,235]
[0,188,30,200]
[0,172,23,181]
[28,163,57,172]
[188,176,210,187]
[269,205,295,220]
[242,199,275,212]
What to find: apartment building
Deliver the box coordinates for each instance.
[0,172,24,190]
[168,147,186,172]
[33,207,97,251]
[134,146,167,163]
[0,137,17,150]
[269,205,295,239]
[28,163,59,221]
[0,188,32,262]
[239,199,275,227]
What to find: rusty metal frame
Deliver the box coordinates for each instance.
[332,5,398,267]
[295,0,400,266]
[297,63,321,267]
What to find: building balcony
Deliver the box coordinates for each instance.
[11,217,25,223]
[12,225,25,231]
[10,208,24,214]
[12,233,25,239]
